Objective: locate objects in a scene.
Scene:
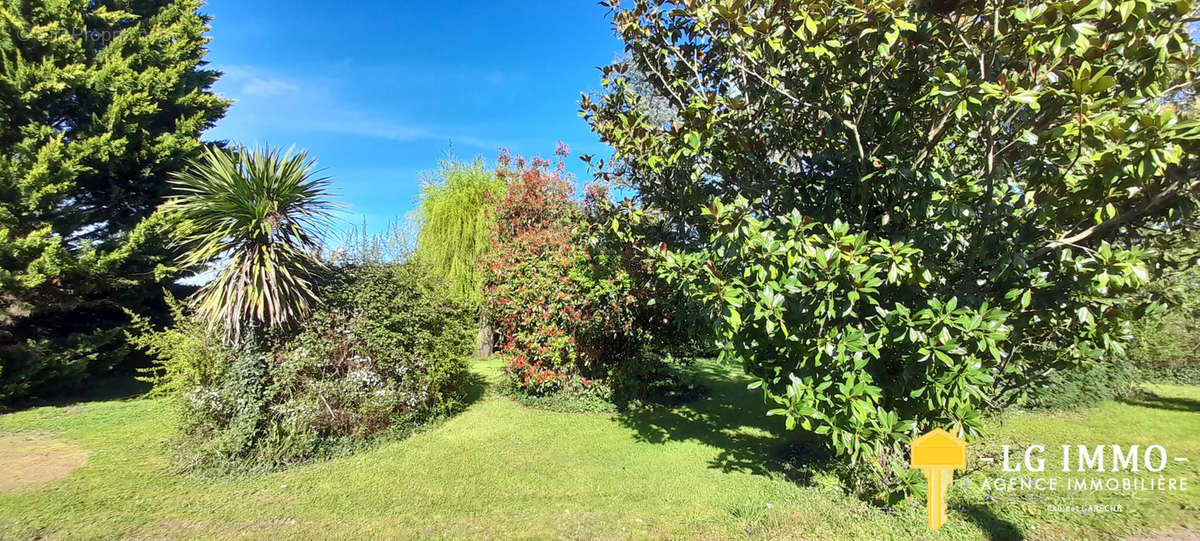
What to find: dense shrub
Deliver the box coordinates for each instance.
[486,149,628,395]
[1127,263,1200,384]
[1026,358,1140,410]
[1028,245,1200,405]
[131,263,475,471]
[482,147,692,405]
[0,326,130,408]
[582,185,714,365]
[1027,261,1200,407]
[128,295,230,401]
[482,147,588,393]
[1149,364,1200,385]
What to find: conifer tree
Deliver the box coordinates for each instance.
[0,0,229,403]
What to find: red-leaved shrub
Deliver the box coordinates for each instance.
[483,145,635,395]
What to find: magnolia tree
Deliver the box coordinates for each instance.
[582,0,1200,495]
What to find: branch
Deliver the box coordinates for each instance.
[635,47,688,111]
[913,100,958,170]
[1030,178,1200,261]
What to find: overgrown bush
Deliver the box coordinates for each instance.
[128,295,230,401]
[482,147,692,406]
[1127,263,1200,384]
[131,263,476,471]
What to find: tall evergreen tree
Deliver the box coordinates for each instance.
[0,0,229,403]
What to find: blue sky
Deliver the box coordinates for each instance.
[201,1,623,237]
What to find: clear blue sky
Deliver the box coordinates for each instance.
[201,1,623,237]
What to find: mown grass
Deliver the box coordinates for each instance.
[0,358,1196,540]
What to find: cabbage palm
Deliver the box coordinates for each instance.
[168,145,337,340]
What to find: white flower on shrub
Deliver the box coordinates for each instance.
[348,354,374,365]
[346,368,382,389]
[186,386,226,415]
[270,401,318,427]
[280,346,318,373]
[362,387,399,410]
[402,388,429,409]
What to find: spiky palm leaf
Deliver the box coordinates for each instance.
[168,146,336,340]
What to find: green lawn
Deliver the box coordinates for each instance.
[0,359,1196,540]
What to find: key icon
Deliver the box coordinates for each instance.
[910,428,966,530]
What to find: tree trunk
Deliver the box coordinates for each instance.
[476,315,493,357]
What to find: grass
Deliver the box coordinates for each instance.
[0,358,1196,540]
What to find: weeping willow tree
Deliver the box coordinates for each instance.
[413,157,504,304]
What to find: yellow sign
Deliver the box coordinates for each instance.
[910,428,966,530]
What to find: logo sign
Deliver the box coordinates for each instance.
[910,428,967,530]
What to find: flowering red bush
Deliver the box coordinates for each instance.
[482,145,640,394]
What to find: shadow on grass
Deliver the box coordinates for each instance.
[461,367,491,406]
[614,360,833,484]
[1119,390,1200,413]
[11,358,493,417]
[4,374,152,413]
[961,504,1025,540]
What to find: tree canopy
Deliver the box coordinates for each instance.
[413,157,504,303]
[0,0,228,403]
[583,0,1200,495]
